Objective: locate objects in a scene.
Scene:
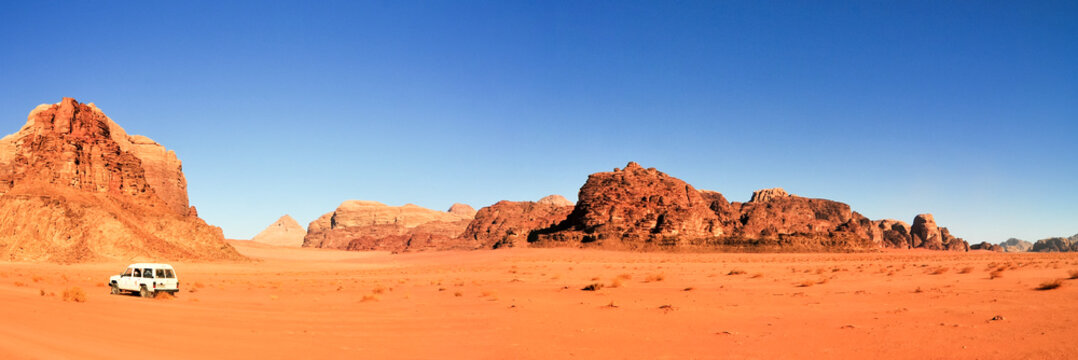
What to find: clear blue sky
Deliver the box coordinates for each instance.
[1,1,1075,243]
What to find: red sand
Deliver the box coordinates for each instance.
[1,241,1076,359]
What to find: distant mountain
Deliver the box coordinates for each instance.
[999,238,1033,252]
[1030,234,1078,252]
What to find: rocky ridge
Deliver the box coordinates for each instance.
[526,162,968,251]
[302,201,476,252]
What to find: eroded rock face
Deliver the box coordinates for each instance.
[302,201,475,252]
[530,162,968,251]
[748,188,789,203]
[459,196,575,249]
[0,98,242,262]
[531,162,725,249]
[251,215,305,247]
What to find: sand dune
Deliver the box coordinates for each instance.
[0,242,1075,359]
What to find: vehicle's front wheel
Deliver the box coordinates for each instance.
[110,284,121,295]
[139,286,151,298]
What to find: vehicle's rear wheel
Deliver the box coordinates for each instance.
[140,286,151,298]
[110,284,121,295]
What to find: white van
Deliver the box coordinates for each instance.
[108,263,179,298]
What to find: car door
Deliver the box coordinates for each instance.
[120,267,137,291]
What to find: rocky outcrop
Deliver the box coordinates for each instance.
[748,188,789,203]
[251,215,305,247]
[537,194,574,207]
[1030,234,1078,252]
[970,242,1002,251]
[459,196,575,249]
[998,238,1033,252]
[530,162,968,252]
[0,98,242,262]
[302,200,475,252]
[531,162,725,249]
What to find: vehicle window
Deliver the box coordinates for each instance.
[123,268,133,276]
[164,269,175,278]
[133,268,141,277]
[156,269,165,278]
[143,268,153,278]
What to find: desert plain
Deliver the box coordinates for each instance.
[1,241,1075,360]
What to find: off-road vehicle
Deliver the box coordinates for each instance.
[108,263,179,298]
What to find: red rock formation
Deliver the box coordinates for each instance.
[459,196,575,249]
[532,162,725,249]
[970,242,1002,252]
[303,200,475,252]
[531,162,968,252]
[251,215,305,247]
[0,98,242,262]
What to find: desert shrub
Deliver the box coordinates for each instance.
[360,294,378,302]
[1068,270,1078,280]
[644,273,665,283]
[750,273,764,279]
[989,269,1004,279]
[62,287,86,303]
[727,269,746,276]
[797,280,815,288]
[958,267,974,274]
[929,267,949,275]
[581,283,604,291]
[1035,279,1063,291]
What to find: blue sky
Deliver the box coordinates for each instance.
[1,1,1075,242]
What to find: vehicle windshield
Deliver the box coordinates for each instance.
[122,268,133,276]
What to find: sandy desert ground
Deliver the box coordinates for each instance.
[1,242,1076,359]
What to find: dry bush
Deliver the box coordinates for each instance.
[372,286,386,294]
[682,287,695,291]
[62,287,86,303]
[608,278,623,288]
[958,267,974,274]
[797,280,815,288]
[1035,279,1063,291]
[13,281,26,287]
[617,273,632,280]
[750,273,764,279]
[32,275,43,283]
[644,273,665,283]
[989,269,1004,279]
[727,269,746,276]
[453,291,463,297]
[360,294,378,302]
[581,283,604,291]
[1068,270,1078,280]
[929,267,949,275]
[816,277,829,285]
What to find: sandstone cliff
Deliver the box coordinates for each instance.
[302,201,475,252]
[0,98,242,262]
[251,215,305,247]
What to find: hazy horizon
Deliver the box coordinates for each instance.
[1,1,1074,243]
